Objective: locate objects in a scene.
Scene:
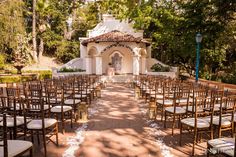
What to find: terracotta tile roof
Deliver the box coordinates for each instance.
[81,30,150,46]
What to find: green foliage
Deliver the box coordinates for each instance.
[13,34,32,65]
[118,0,236,80]
[0,70,52,83]
[151,63,170,72]
[56,41,79,63]
[221,74,236,85]
[0,54,6,70]
[58,67,85,73]
[0,75,37,83]
[35,70,52,80]
[0,0,26,62]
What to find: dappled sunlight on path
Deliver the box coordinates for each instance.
[75,83,162,157]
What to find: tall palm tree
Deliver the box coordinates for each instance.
[32,0,37,62]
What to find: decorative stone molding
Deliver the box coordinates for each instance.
[101,43,134,55]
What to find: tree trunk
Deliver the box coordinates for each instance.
[38,37,44,63]
[32,0,38,63]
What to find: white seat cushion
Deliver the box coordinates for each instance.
[74,94,87,98]
[64,99,81,105]
[208,138,234,156]
[157,94,164,99]
[82,91,90,94]
[165,106,186,114]
[204,115,232,126]
[181,118,210,128]
[27,118,57,129]
[146,90,155,94]
[156,99,173,105]
[51,105,72,113]
[0,140,32,157]
[0,116,25,127]
[48,98,61,104]
[177,98,188,104]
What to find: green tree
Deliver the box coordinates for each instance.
[0,0,26,62]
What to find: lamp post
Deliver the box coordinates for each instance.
[195,33,202,82]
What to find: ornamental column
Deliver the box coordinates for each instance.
[85,57,92,74]
[141,57,147,74]
[96,55,102,75]
[133,55,140,75]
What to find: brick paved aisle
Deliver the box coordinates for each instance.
[75,83,162,157]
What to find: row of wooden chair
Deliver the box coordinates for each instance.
[135,75,236,156]
[0,74,101,157]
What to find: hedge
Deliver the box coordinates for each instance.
[0,70,52,83]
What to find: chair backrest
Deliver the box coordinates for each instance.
[194,96,214,117]
[0,87,6,113]
[0,113,8,157]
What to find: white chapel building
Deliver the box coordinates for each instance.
[58,14,177,77]
[79,14,154,75]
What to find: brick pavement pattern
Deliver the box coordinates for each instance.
[75,83,162,157]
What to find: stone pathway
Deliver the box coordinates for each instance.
[75,83,162,157]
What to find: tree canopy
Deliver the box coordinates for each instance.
[0,0,235,83]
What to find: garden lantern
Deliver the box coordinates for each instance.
[78,102,88,123]
[148,97,157,120]
[134,85,140,99]
[96,85,101,98]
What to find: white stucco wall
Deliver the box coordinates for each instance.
[60,58,85,70]
[88,14,143,38]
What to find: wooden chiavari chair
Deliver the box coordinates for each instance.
[164,85,190,135]
[0,113,33,157]
[179,96,215,156]
[24,86,58,157]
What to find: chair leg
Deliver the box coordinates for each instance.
[70,111,73,128]
[218,127,221,138]
[207,143,210,157]
[30,147,33,157]
[31,130,34,143]
[192,130,197,156]
[179,123,182,146]
[55,123,59,146]
[164,111,167,128]
[37,131,40,145]
[172,115,176,136]
[42,131,47,157]
[61,114,65,134]
[210,127,213,140]
[161,106,164,121]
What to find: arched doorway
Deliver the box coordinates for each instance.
[88,47,98,74]
[101,44,134,74]
[109,51,123,74]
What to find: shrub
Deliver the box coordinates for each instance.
[56,41,80,63]
[58,67,85,73]
[22,70,52,80]
[0,70,52,83]
[0,75,36,83]
[0,54,5,70]
[221,73,236,85]
[151,63,170,72]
